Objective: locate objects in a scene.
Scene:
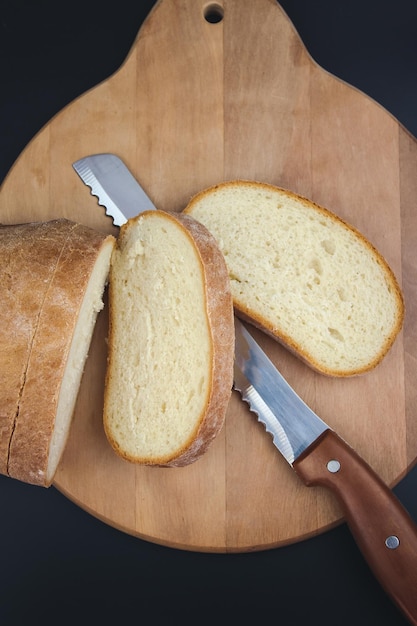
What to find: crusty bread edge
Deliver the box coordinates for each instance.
[184,180,405,377]
[103,210,235,466]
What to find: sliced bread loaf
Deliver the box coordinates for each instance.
[0,219,115,486]
[183,180,404,377]
[1,220,71,478]
[103,210,234,466]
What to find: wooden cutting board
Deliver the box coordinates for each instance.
[1,0,417,552]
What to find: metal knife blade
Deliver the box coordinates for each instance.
[234,317,417,625]
[72,152,417,623]
[234,320,327,464]
[73,153,156,225]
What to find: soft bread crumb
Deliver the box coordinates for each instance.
[103,210,234,466]
[46,237,114,483]
[184,181,404,377]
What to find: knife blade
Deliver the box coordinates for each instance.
[73,153,156,225]
[234,317,417,625]
[73,153,417,624]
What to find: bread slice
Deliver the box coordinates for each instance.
[103,210,234,466]
[0,219,115,486]
[183,180,405,377]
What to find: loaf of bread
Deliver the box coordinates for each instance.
[183,181,404,377]
[103,210,234,466]
[0,219,115,486]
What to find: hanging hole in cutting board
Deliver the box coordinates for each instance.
[203,3,224,23]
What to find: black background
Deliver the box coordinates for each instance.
[1,1,417,624]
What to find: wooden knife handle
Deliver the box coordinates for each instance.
[293,430,417,625]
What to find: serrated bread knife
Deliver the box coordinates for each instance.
[73,153,417,624]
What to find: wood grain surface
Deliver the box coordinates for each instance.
[1,0,416,552]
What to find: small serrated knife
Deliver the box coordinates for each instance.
[73,153,417,624]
